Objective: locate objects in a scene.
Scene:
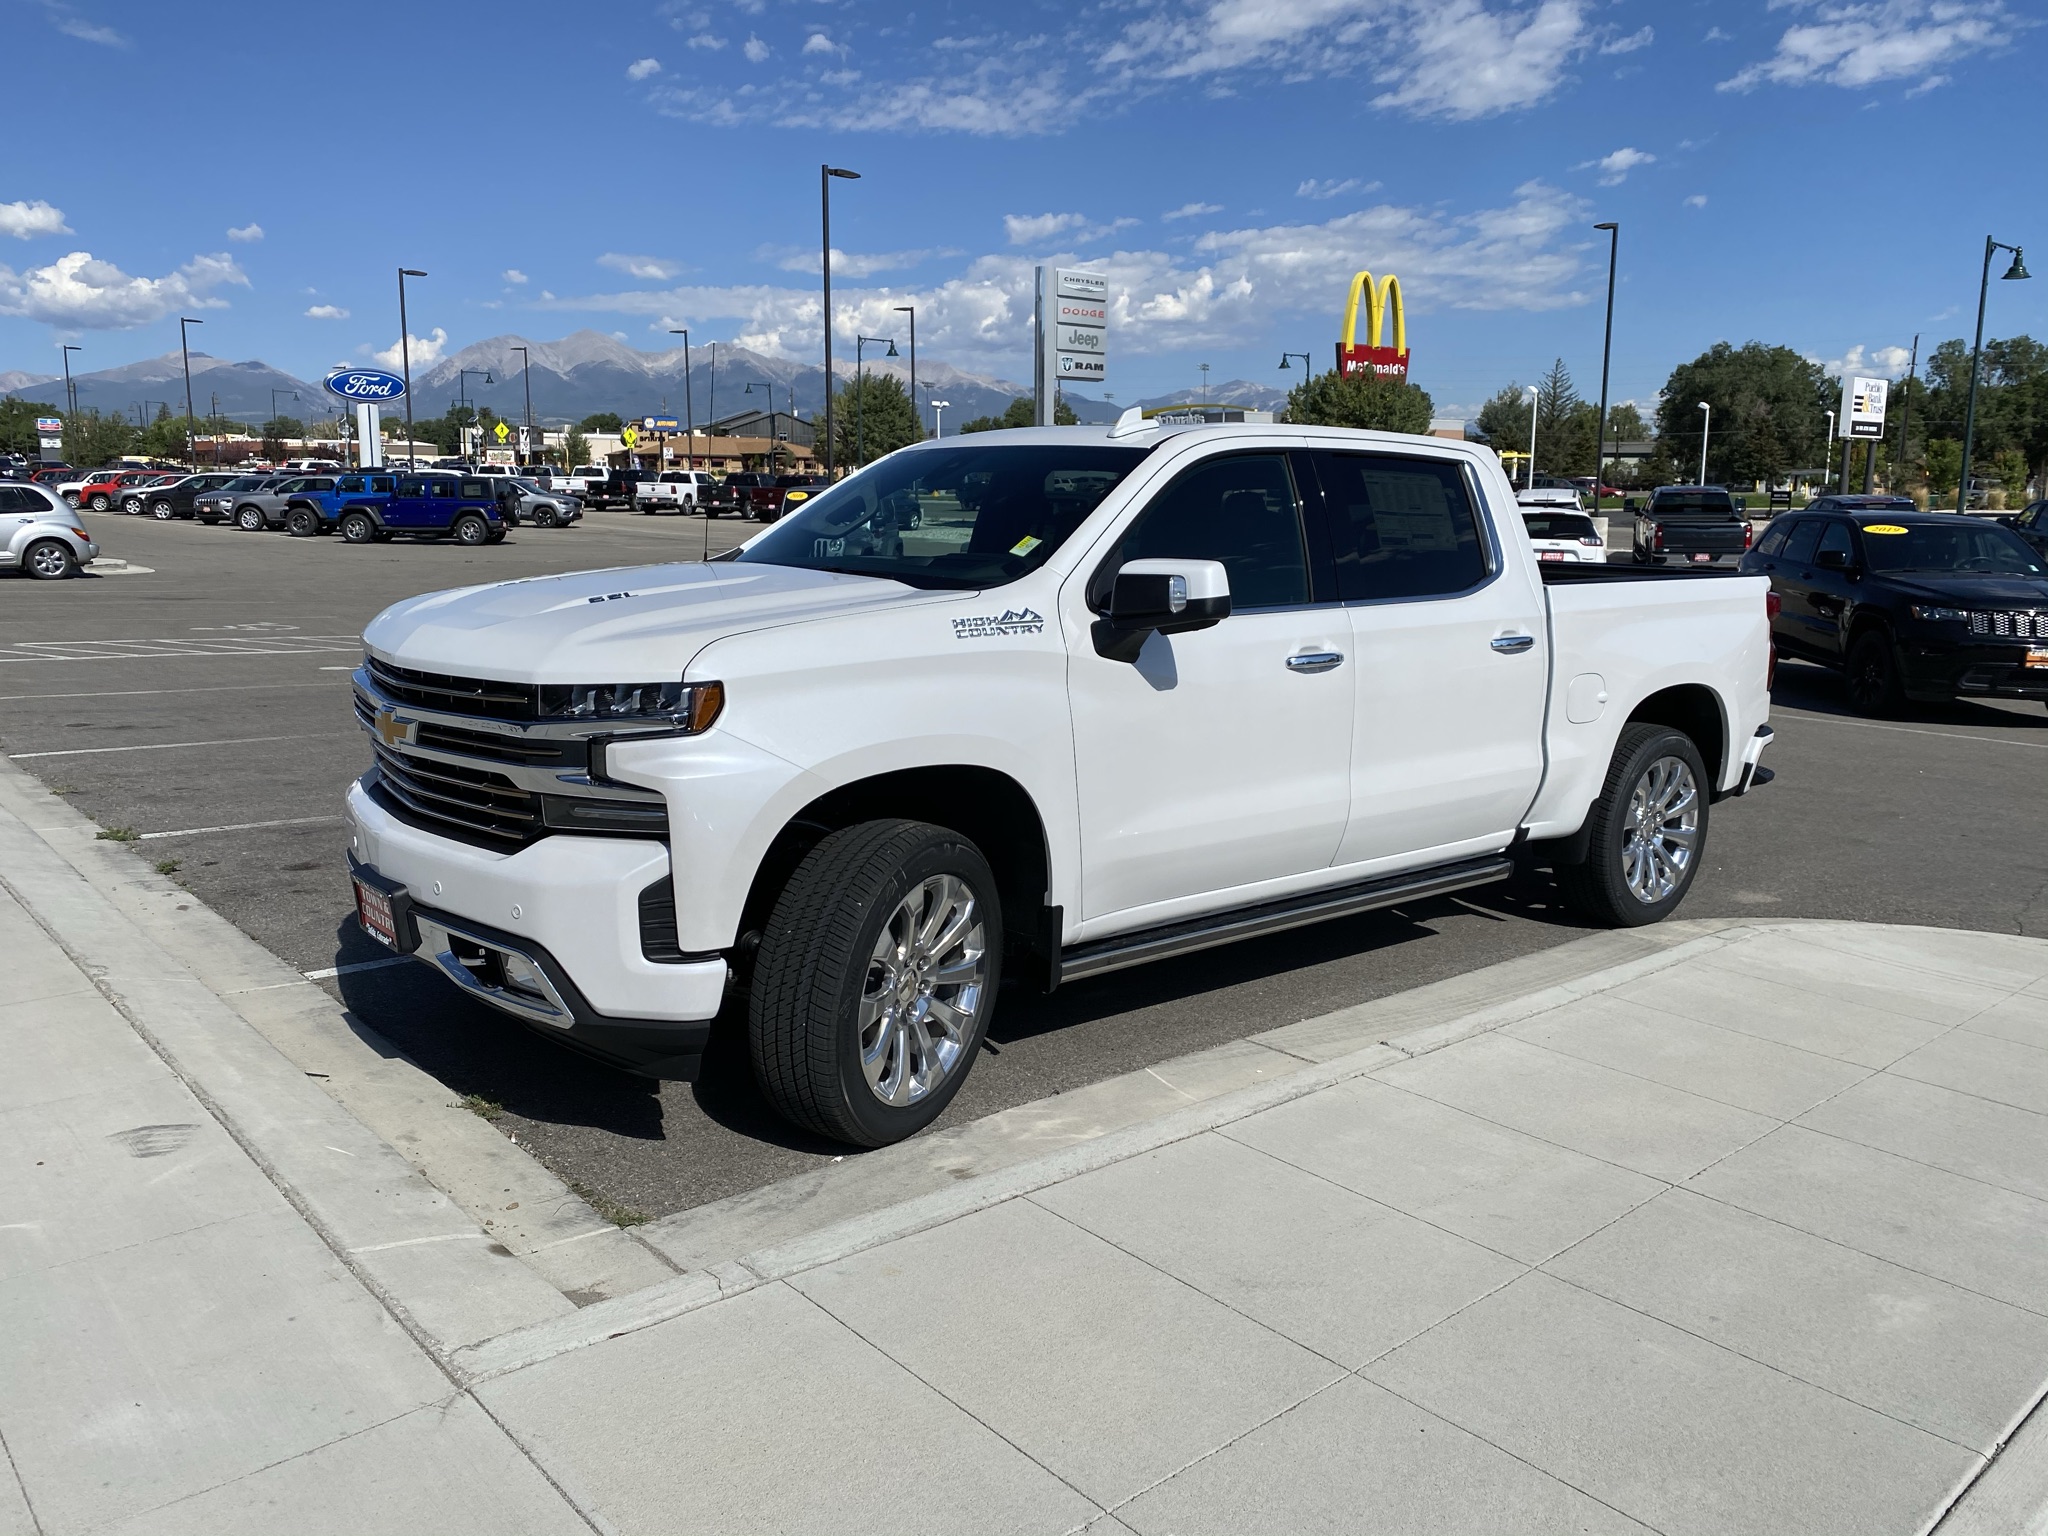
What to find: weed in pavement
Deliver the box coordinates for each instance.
[95,826,138,842]
[571,1179,650,1228]
[154,858,181,875]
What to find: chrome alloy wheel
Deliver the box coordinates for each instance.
[1621,755,1699,904]
[858,874,988,1106]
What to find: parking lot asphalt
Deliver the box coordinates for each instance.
[5,509,2047,1221]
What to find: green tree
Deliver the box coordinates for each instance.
[1282,368,1434,434]
[259,415,305,457]
[1990,447,2030,507]
[62,408,136,467]
[137,403,186,462]
[0,396,60,456]
[1605,402,1648,441]
[957,395,1075,433]
[564,426,591,468]
[1924,438,1963,498]
[833,373,923,466]
[579,411,623,433]
[1474,384,1531,471]
[1658,342,1832,488]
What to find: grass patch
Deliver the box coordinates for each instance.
[459,1093,505,1122]
[153,858,181,875]
[95,826,139,842]
[570,1179,650,1228]
[49,783,77,795]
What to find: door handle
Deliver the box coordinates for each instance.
[1491,634,1536,654]
[1286,651,1344,674]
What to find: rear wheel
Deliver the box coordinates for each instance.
[23,538,77,580]
[285,506,320,538]
[88,493,110,511]
[530,506,557,529]
[451,513,489,545]
[339,510,376,544]
[237,506,264,531]
[750,819,1001,1147]
[1556,724,1709,928]
[149,499,175,520]
[1846,629,1904,717]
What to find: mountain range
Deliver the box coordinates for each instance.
[1,330,1290,429]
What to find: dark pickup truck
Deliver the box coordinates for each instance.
[1628,485,1755,566]
[707,471,779,519]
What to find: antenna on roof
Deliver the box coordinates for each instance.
[1107,405,1156,440]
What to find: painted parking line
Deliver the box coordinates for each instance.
[8,732,353,759]
[1788,713,2048,751]
[302,956,412,981]
[0,635,360,662]
[138,815,344,841]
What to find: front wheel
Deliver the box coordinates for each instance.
[237,506,264,531]
[89,493,110,511]
[24,538,78,580]
[451,513,489,545]
[530,507,557,529]
[339,510,376,544]
[750,819,1002,1147]
[1845,630,1904,717]
[149,499,175,520]
[285,506,320,538]
[1556,724,1709,928]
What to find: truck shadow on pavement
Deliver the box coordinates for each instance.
[1771,657,2048,729]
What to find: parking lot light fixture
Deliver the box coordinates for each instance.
[179,318,203,469]
[1525,384,1538,490]
[854,335,897,468]
[669,329,694,470]
[1957,238,2030,513]
[1697,401,1711,486]
[821,166,861,478]
[1593,222,1619,512]
[894,304,917,436]
[60,344,79,424]
[1277,352,1312,374]
[398,268,427,468]
[931,398,950,439]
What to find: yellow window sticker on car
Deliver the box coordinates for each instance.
[1010,535,1043,557]
[1862,523,1909,534]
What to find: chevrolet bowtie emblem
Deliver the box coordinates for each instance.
[373,707,414,748]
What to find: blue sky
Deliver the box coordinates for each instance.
[2,0,2042,418]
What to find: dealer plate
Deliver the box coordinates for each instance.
[355,877,400,949]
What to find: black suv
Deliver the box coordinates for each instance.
[142,472,242,523]
[2007,501,2048,560]
[1740,497,2048,714]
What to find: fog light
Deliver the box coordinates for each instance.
[2026,648,2048,669]
[500,951,548,996]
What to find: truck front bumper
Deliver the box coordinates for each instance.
[345,782,728,1076]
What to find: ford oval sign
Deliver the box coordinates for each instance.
[323,368,407,403]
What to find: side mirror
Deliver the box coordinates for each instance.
[1815,548,1854,572]
[1093,557,1231,662]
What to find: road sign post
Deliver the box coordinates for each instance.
[1034,266,1107,425]
[1842,376,1888,494]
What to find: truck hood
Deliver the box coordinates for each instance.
[362,560,946,682]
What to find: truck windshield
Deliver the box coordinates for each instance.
[1860,522,2045,577]
[736,444,1152,589]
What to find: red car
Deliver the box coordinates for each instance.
[30,466,73,486]
[76,469,161,512]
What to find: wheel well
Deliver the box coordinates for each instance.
[739,766,1053,982]
[1844,610,1891,650]
[1626,684,1727,785]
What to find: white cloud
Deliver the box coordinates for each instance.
[1580,147,1654,185]
[743,34,769,62]
[1002,212,1140,247]
[626,56,662,81]
[226,222,263,243]
[41,4,125,47]
[776,247,955,278]
[305,304,350,320]
[1297,178,1379,200]
[0,250,247,330]
[0,200,70,240]
[1721,1,2021,93]
[685,32,724,50]
[503,268,528,285]
[1817,342,1916,379]
[1601,25,1653,54]
[597,252,682,280]
[1704,26,1731,42]
[1684,194,1709,208]
[372,328,448,370]
[1163,202,1224,221]
[802,32,837,54]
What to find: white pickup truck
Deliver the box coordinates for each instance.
[345,419,1775,1147]
[635,469,718,513]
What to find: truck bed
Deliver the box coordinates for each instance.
[1537,562,1752,583]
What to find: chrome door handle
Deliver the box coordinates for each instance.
[1491,634,1536,654]
[1286,651,1344,674]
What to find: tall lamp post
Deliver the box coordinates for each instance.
[930,398,950,440]
[1956,237,2029,513]
[820,164,860,478]
[397,268,426,467]
[893,303,917,436]
[1524,384,1538,489]
[744,381,776,470]
[854,334,897,469]
[1697,402,1712,486]
[512,345,533,463]
[1894,334,1919,495]
[1276,351,1313,374]
[457,368,493,460]
[1823,409,1835,493]
[179,317,203,469]
[1592,221,1619,510]
[668,329,694,470]
[60,344,80,423]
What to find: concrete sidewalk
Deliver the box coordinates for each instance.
[5,770,2048,1534]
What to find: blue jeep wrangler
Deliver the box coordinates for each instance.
[334,472,512,546]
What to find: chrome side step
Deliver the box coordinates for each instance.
[1057,855,1515,985]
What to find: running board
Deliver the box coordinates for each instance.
[1057,855,1515,985]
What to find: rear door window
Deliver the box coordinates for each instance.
[1781,519,1823,566]
[1312,452,1488,602]
[1815,522,1853,564]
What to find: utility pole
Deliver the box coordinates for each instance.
[60,345,80,424]
[397,268,426,467]
[1592,222,1619,511]
[820,165,860,477]
[669,329,694,470]
[512,345,533,462]
[894,304,917,436]
[1894,334,1919,495]
[179,317,203,469]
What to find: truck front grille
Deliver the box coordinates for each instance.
[371,744,540,847]
[1969,611,2048,639]
[367,656,540,720]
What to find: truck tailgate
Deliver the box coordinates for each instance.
[1647,515,1751,555]
[1524,566,1772,837]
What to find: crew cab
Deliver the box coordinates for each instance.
[636,470,718,512]
[345,421,1774,1148]
[710,470,780,519]
[563,465,645,509]
[1742,498,2048,714]
[334,472,514,546]
[1630,485,1754,566]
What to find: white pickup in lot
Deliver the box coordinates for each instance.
[345,419,1774,1146]
[635,470,718,512]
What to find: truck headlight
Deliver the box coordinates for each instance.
[1909,605,1967,622]
[539,679,724,731]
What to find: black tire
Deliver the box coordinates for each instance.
[1556,723,1710,928]
[285,506,320,538]
[149,499,175,520]
[750,819,1003,1147]
[530,506,557,529]
[88,493,110,511]
[237,506,264,531]
[1845,628,1904,717]
[23,538,77,580]
[339,510,377,544]
[451,513,489,546]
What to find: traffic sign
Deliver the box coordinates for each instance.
[493,420,510,443]
[1842,376,1887,439]
[620,426,640,449]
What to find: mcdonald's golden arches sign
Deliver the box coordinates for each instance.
[1337,270,1409,380]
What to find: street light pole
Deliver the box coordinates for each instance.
[1524,384,1538,489]
[60,344,79,425]
[1824,410,1835,493]
[894,304,916,436]
[744,382,774,470]
[397,268,426,467]
[931,398,950,439]
[1957,237,2030,513]
[179,317,203,469]
[1592,221,1619,511]
[512,345,532,462]
[854,335,897,469]
[1697,402,1712,486]
[669,329,693,470]
[820,165,860,478]
[1894,334,1919,495]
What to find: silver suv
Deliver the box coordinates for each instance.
[1,483,99,579]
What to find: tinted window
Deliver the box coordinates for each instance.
[0,486,31,510]
[1781,519,1822,565]
[337,476,363,493]
[304,478,334,491]
[1651,490,1738,514]
[1111,453,1309,610]
[395,477,424,497]
[458,479,488,498]
[1314,451,1486,601]
[1859,522,2044,576]
[1754,521,1790,556]
[432,480,459,498]
[1815,522,1853,562]
[1521,512,1597,540]
[369,476,394,493]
